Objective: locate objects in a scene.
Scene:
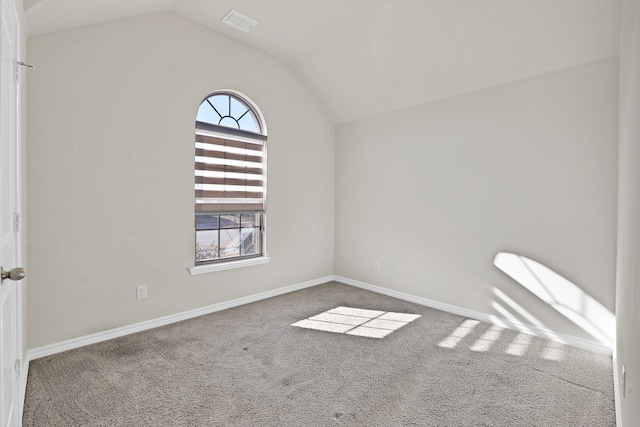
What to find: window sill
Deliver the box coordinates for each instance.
[188,256,271,275]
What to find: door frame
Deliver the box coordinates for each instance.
[1,0,24,424]
[11,0,24,419]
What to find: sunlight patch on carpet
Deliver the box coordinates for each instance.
[437,319,481,348]
[292,306,420,338]
[506,333,533,356]
[470,325,505,352]
[438,319,569,359]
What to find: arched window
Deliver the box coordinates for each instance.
[194,92,267,264]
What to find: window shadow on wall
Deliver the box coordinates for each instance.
[493,252,615,347]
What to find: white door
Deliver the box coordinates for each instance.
[0,0,22,425]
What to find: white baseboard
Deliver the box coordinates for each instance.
[26,273,612,360]
[26,275,333,361]
[612,357,622,427]
[334,275,613,356]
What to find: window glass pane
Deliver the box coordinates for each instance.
[220,214,241,228]
[219,116,239,129]
[196,230,219,261]
[238,112,260,133]
[219,228,240,258]
[241,213,260,228]
[230,96,248,119]
[196,103,219,125]
[196,214,219,231]
[208,94,229,117]
[240,228,260,256]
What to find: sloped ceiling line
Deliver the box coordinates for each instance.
[25,0,621,123]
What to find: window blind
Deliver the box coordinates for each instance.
[194,132,265,213]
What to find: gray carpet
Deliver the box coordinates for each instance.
[23,281,615,426]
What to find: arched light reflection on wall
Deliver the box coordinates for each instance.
[494,252,615,347]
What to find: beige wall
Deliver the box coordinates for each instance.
[26,13,335,348]
[617,0,640,423]
[335,58,618,343]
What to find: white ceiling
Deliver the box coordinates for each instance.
[25,0,621,123]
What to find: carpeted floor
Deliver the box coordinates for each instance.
[23,281,615,426]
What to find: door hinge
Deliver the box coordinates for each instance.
[14,61,35,84]
[15,359,21,377]
[14,61,20,83]
[13,213,21,232]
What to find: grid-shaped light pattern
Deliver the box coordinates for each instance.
[437,319,567,360]
[292,306,420,339]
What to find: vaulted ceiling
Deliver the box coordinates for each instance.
[25,0,621,123]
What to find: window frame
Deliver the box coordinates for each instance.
[190,91,269,274]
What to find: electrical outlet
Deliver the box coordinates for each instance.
[374,261,381,271]
[622,365,626,398]
[136,285,148,300]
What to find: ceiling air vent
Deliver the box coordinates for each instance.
[221,9,258,33]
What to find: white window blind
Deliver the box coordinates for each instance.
[194,132,265,213]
